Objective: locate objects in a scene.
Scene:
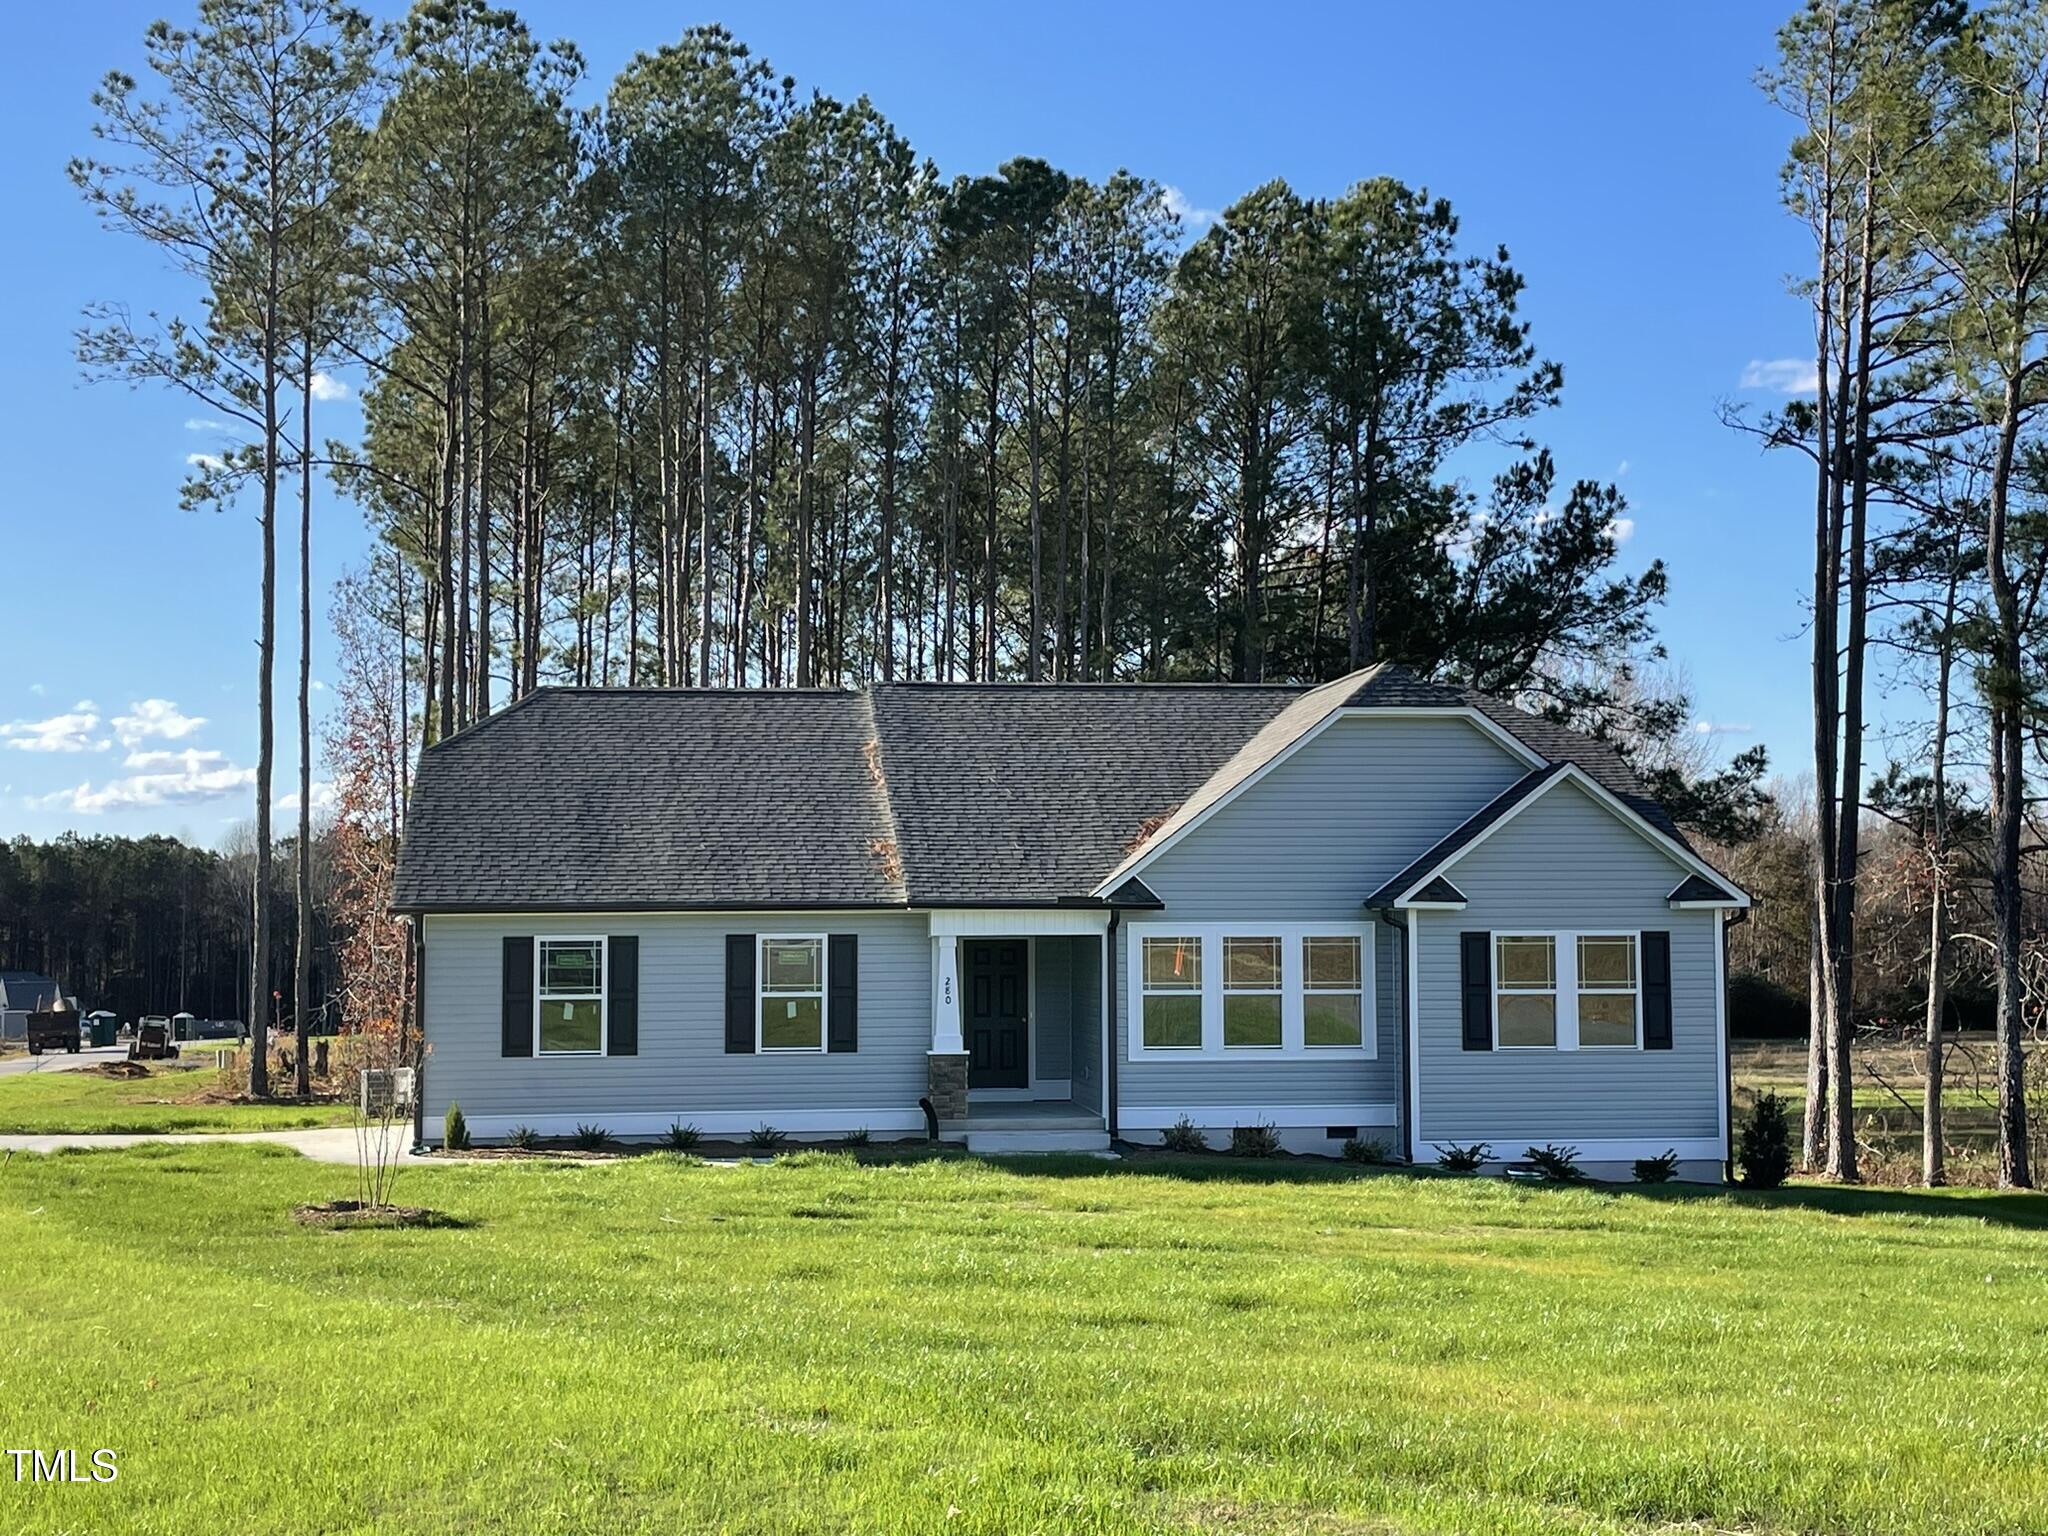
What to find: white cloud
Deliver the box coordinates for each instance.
[1615,459,1631,478]
[310,371,352,402]
[36,748,256,815]
[28,683,45,697]
[1604,516,1636,546]
[278,780,338,815]
[1694,720,1755,736]
[112,699,207,748]
[1,708,108,754]
[185,417,228,432]
[1740,357,1819,394]
[1160,184,1218,232]
[187,451,226,472]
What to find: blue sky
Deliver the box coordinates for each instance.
[2,1,1820,846]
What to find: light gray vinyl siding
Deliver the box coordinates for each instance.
[1032,937,1073,1082]
[1069,936,1103,1112]
[1116,715,1525,1123]
[421,911,930,1129]
[1413,778,1723,1147]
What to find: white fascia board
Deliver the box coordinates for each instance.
[1393,763,1751,909]
[926,909,1110,937]
[1092,706,1543,898]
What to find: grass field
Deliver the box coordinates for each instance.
[2,1146,2046,1534]
[0,1063,352,1134]
[1732,1031,2021,1181]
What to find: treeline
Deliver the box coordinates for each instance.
[326,10,1676,732]
[0,835,336,1028]
[1753,0,2048,1188]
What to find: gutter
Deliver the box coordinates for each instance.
[1375,908,1413,1166]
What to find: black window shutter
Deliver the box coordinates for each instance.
[827,933,858,1053]
[501,936,534,1057]
[1643,930,1673,1050]
[608,936,639,1056]
[1459,931,1492,1051]
[725,934,756,1054]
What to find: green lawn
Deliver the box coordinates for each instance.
[0,1066,353,1133]
[3,1148,2046,1534]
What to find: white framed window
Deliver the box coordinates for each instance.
[1494,934,1556,1048]
[1140,935,1203,1049]
[1126,923,1376,1060]
[758,935,827,1052]
[1576,933,1639,1048]
[1490,930,1643,1051]
[536,936,605,1055]
[1222,936,1283,1048]
[1302,935,1365,1048]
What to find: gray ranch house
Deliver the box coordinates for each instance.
[393,663,1749,1177]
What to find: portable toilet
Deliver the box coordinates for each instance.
[85,1011,119,1047]
[171,1011,197,1042]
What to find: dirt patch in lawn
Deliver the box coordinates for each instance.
[292,1201,465,1230]
[83,1061,154,1080]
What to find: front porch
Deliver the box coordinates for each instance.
[928,911,1111,1154]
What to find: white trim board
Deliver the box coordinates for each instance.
[928,909,1110,937]
[459,1108,927,1139]
[1422,1136,1726,1162]
[1388,763,1750,910]
[1118,1103,1398,1131]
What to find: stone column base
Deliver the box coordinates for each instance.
[926,1051,970,1129]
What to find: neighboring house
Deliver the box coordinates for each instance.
[0,972,64,1042]
[394,663,1749,1177]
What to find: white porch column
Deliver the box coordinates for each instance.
[932,935,965,1054]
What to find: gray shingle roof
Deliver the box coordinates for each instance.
[394,665,1726,914]
[867,683,1303,904]
[1669,874,1742,904]
[392,690,905,912]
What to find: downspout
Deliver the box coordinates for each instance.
[1723,907,1746,1183]
[411,915,427,1153]
[1105,908,1120,1142]
[1376,909,1411,1166]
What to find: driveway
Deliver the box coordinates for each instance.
[0,1045,137,1077]
[0,1123,428,1166]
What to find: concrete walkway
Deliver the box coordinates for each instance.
[0,1124,429,1166]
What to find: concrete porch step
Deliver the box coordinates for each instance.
[965,1127,1112,1154]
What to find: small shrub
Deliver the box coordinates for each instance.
[665,1121,701,1151]
[746,1124,787,1150]
[1229,1121,1281,1158]
[1524,1143,1584,1182]
[507,1124,539,1150]
[571,1122,611,1152]
[1341,1136,1388,1165]
[1435,1141,1491,1173]
[1738,1090,1793,1190]
[1160,1116,1209,1153]
[1633,1148,1680,1184]
[844,1127,871,1147]
[442,1102,470,1152]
